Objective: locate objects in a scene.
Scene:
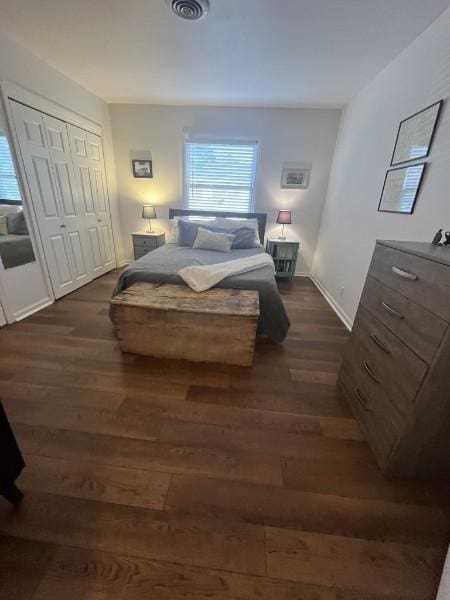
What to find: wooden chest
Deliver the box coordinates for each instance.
[338,240,450,478]
[111,282,260,367]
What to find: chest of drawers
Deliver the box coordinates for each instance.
[338,240,450,478]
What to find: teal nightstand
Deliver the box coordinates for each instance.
[266,238,300,280]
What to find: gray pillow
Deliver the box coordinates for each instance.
[7,211,28,235]
[177,219,203,246]
[228,227,257,249]
[177,219,256,250]
[193,227,235,252]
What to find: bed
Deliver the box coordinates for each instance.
[0,234,34,269]
[112,209,290,343]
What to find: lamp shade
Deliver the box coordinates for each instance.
[276,209,292,225]
[142,205,156,219]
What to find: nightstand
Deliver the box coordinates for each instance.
[266,238,300,280]
[132,232,165,260]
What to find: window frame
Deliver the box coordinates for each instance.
[182,136,259,213]
[0,133,22,204]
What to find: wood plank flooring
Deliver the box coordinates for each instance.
[0,272,449,600]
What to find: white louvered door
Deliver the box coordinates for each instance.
[11,102,81,298]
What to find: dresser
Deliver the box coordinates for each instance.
[132,232,165,260]
[339,240,450,478]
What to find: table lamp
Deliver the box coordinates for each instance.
[277,209,291,240]
[142,205,157,232]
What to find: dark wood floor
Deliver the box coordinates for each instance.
[0,272,449,600]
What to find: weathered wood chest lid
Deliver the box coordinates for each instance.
[111,282,260,318]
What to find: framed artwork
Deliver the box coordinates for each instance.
[132,159,153,178]
[391,100,443,166]
[378,162,426,214]
[281,164,311,189]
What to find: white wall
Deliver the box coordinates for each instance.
[109,104,340,272]
[0,30,124,321]
[312,7,450,327]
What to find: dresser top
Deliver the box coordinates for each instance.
[377,240,450,266]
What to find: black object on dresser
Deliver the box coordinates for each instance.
[339,240,450,479]
[0,401,25,504]
[132,232,165,260]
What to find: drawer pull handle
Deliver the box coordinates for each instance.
[381,302,404,319]
[362,360,383,384]
[370,332,390,354]
[353,387,372,412]
[392,266,418,281]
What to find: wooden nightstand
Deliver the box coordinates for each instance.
[132,232,165,260]
[266,238,299,280]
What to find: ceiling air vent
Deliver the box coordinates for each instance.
[167,0,210,20]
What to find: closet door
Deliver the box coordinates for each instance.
[42,115,92,287]
[87,132,114,271]
[68,125,114,276]
[10,102,85,299]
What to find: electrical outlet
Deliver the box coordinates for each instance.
[339,287,345,298]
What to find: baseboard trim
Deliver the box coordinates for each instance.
[118,259,132,267]
[13,297,53,322]
[309,273,353,331]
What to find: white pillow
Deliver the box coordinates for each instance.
[0,215,7,236]
[214,217,259,242]
[193,227,235,252]
[168,216,216,243]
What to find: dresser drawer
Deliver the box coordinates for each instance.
[346,305,427,424]
[134,247,152,260]
[360,276,447,364]
[133,236,158,249]
[339,364,398,466]
[370,243,450,321]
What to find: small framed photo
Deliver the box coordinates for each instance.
[132,159,153,178]
[281,166,310,189]
[391,100,443,166]
[378,162,426,214]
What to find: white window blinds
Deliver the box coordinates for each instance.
[184,140,257,212]
[0,134,21,203]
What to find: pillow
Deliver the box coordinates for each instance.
[193,227,235,252]
[169,216,216,244]
[177,218,204,246]
[0,215,7,236]
[228,227,258,250]
[214,217,260,242]
[7,211,28,235]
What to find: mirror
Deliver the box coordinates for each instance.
[0,110,35,268]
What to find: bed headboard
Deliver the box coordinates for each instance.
[168,209,267,243]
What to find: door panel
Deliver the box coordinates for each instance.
[69,126,115,276]
[31,156,59,218]
[43,115,93,288]
[11,102,92,299]
[49,234,73,287]
[88,226,103,273]
[68,230,89,281]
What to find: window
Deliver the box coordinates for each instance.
[0,133,21,204]
[184,140,257,212]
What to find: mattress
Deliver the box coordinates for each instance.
[111,244,290,343]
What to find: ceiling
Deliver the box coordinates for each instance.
[1,0,449,108]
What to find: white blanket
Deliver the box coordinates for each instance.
[178,252,275,292]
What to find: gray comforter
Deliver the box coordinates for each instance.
[111,244,290,343]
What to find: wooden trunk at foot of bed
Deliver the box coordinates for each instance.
[110,282,260,367]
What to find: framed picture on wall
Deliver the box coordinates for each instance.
[280,163,311,189]
[132,159,153,178]
[390,100,443,166]
[378,162,426,214]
